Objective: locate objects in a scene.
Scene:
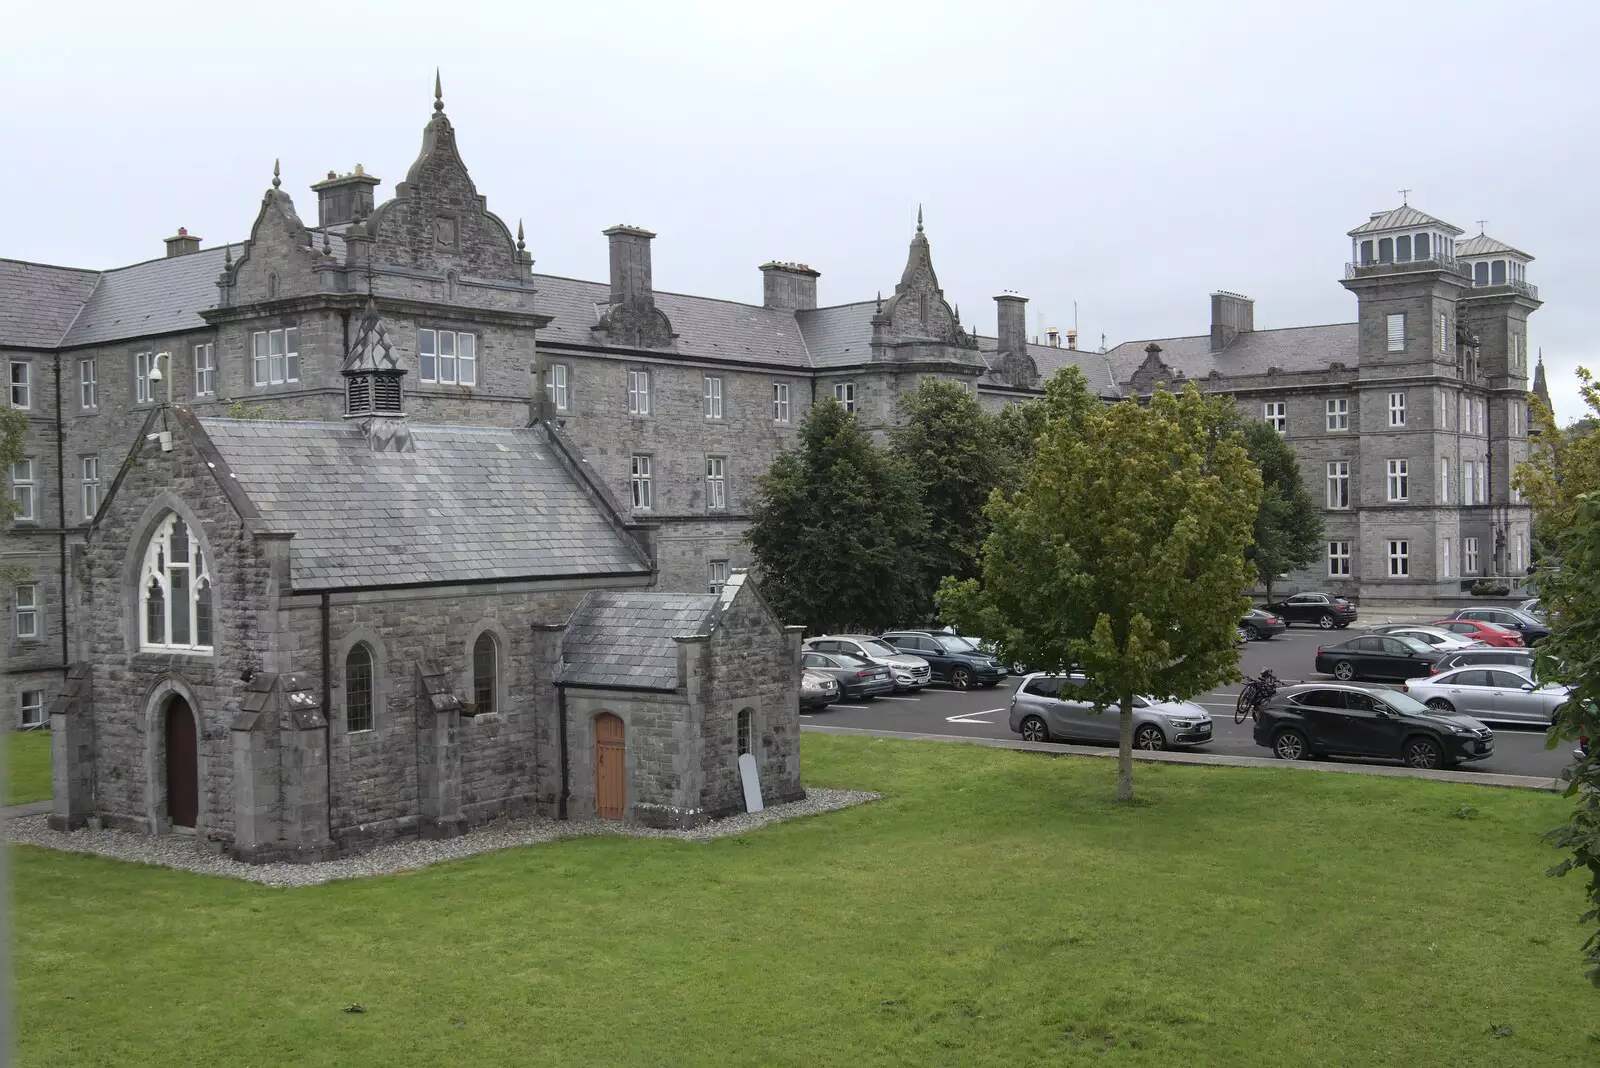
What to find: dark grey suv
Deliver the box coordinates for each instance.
[879,631,1008,690]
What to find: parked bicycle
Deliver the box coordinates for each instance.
[1235,669,1281,724]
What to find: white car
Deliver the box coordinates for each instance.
[1366,624,1483,651]
[804,635,931,691]
[1400,664,1569,727]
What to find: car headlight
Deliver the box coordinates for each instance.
[1447,724,1475,735]
[1167,719,1196,728]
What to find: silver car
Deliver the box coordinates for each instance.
[1008,673,1213,750]
[1364,624,1481,651]
[805,635,931,691]
[1401,664,1569,727]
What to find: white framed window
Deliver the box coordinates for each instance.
[135,351,157,403]
[1437,388,1449,430]
[1514,533,1525,571]
[1263,401,1286,433]
[1510,402,1521,436]
[1465,536,1480,574]
[417,328,474,386]
[703,376,723,420]
[708,559,729,593]
[1388,540,1409,577]
[1386,313,1405,352]
[1326,461,1349,509]
[1442,538,1452,578]
[1439,312,1448,354]
[705,456,727,510]
[14,584,38,639]
[545,363,569,411]
[1387,392,1406,427]
[79,358,97,409]
[81,455,99,518]
[1460,394,1470,432]
[1512,333,1521,371]
[630,454,653,510]
[1478,462,1488,504]
[773,382,791,423]
[139,512,214,653]
[1328,540,1351,576]
[9,361,31,409]
[1439,457,1449,504]
[20,689,44,728]
[193,343,215,396]
[1476,398,1486,435]
[1386,458,1408,502]
[834,382,856,413]
[9,459,34,522]
[251,327,300,386]
[627,370,651,416]
[1462,460,1475,505]
[1325,398,1348,431]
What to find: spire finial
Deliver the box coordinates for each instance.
[272,158,281,190]
[1398,187,1410,205]
[1476,218,1488,235]
[322,228,332,256]
[517,219,526,252]
[223,243,232,266]
[434,68,444,113]
[916,204,924,233]
[875,290,883,313]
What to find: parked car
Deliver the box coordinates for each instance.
[1443,607,1551,646]
[1009,673,1213,750]
[1314,633,1442,681]
[800,669,840,710]
[879,631,1008,689]
[1362,624,1481,651]
[1263,592,1358,630]
[1400,664,1570,727]
[1239,608,1288,641]
[1518,598,1544,620]
[799,650,895,700]
[804,635,931,691]
[1429,646,1536,674]
[1429,618,1524,648]
[1253,682,1494,769]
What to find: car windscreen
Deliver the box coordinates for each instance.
[934,636,981,653]
[857,639,899,657]
[1507,610,1542,626]
[1379,690,1433,715]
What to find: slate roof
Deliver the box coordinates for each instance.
[61,246,231,347]
[1347,205,1463,237]
[975,335,1122,397]
[794,302,878,367]
[1105,322,1358,385]
[195,418,651,589]
[0,259,99,348]
[559,591,720,690]
[1456,234,1533,260]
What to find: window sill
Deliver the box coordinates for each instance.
[463,712,502,725]
[137,647,216,658]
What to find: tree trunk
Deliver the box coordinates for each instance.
[1116,690,1135,802]
[1263,575,1274,603]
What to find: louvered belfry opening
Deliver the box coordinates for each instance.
[346,374,372,416]
[372,372,403,414]
[342,298,406,422]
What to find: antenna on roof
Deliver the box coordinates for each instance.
[1398,187,1410,205]
[1476,219,1489,235]
[1073,301,1078,332]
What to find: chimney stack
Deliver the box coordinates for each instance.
[759,262,820,311]
[311,165,381,227]
[164,227,201,258]
[995,292,1029,357]
[604,225,657,306]
[1066,329,1079,350]
[1046,328,1060,348]
[1210,291,1255,351]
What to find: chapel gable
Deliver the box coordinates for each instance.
[224,160,323,305]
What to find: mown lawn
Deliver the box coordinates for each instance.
[7,729,51,805]
[12,735,1597,1066]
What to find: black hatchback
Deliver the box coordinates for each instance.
[1314,634,1442,681]
[1253,682,1494,769]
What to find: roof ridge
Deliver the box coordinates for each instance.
[0,256,101,275]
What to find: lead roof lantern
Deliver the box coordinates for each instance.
[1347,204,1463,271]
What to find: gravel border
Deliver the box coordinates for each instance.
[4,787,881,888]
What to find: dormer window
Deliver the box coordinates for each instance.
[1414,233,1430,258]
[1396,235,1412,262]
[1491,260,1507,285]
[140,512,214,653]
[1378,237,1393,263]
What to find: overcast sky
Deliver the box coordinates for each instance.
[4,1,1594,418]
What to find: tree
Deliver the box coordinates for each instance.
[747,397,928,633]
[1238,419,1324,601]
[0,405,27,584]
[938,369,1261,801]
[991,397,1048,495]
[1516,370,1600,560]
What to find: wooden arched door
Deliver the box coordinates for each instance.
[594,713,626,820]
[165,697,199,829]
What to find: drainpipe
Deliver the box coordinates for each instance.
[53,354,68,675]
[320,591,333,843]
[557,683,570,821]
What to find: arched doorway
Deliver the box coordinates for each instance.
[165,697,199,829]
[594,713,625,820]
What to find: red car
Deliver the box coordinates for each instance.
[1429,618,1524,648]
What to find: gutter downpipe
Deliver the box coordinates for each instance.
[557,683,570,821]
[321,591,333,844]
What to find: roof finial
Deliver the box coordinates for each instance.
[1476,218,1488,235]
[916,204,924,233]
[434,68,444,113]
[875,290,883,313]
[517,219,526,252]
[272,158,281,190]
[1398,187,1410,205]
[223,243,233,266]
[322,228,333,256]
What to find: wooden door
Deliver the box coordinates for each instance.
[594,713,625,820]
[165,698,199,829]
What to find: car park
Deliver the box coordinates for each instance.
[1239,608,1287,641]
[804,635,931,691]
[1400,665,1570,727]
[1313,634,1442,681]
[879,631,1008,690]
[1443,606,1550,645]
[1430,618,1524,647]
[1009,673,1213,750]
[1252,682,1494,769]
[800,669,840,710]
[1518,598,1544,619]
[799,650,895,700]
[1262,592,1358,630]
[1428,646,1536,674]
[1362,624,1481,651]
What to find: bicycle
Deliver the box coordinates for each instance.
[1234,669,1281,724]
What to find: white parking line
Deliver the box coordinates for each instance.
[946,708,1007,723]
[875,696,922,702]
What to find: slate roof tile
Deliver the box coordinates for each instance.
[1105,323,1358,386]
[0,259,100,348]
[559,591,720,691]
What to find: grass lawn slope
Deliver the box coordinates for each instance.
[7,729,51,805]
[12,734,1595,1066]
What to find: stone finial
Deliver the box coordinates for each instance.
[875,291,883,313]
[272,158,281,190]
[434,68,444,113]
[517,219,526,252]
[223,243,232,266]
[322,229,333,257]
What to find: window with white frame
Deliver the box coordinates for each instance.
[1386,313,1405,352]
[1387,392,1406,427]
[1328,540,1351,576]
[703,376,724,419]
[1437,388,1449,430]
[772,382,791,423]
[251,327,301,387]
[1465,536,1480,574]
[545,363,569,411]
[1442,538,1452,578]
[1325,398,1348,431]
[1512,333,1521,371]
[1475,398,1486,435]
[1439,312,1448,354]
[627,370,651,415]
[1462,460,1476,505]
[1386,458,1409,502]
[79,358,97,409]
[1514,533,1525,572]
[193,343,215,396]
[708,559,729,593]
[1439,457,1449,504]
[1263,401,1286,433]
[1478,462,1488,504]
[135,351,156,403]
[834,382,856,412]
[1510,402,1521,437]
[630,454,653,510]
[1460,394,1470,432]
[705,456,727,510]
[1326,461,1349,509]
[1388,540,1409,577]
[81,455,99,518]
[14,584,38,639]
[20,689,44,728]
[139,512,214,653]
[417,328,475,386]
[9,459,34,521]
[9,361,30,409]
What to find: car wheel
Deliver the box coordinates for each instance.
[1134,724,1167,751]
[1333,660,1355,681]
[1403,736,1444,769]
[950,666,974,691]
[1274,728,1309,761]
[1243,624,1260,642]
[1318,613,1336,630]
[1425,698,1455,713]
[1019,715,1050,743]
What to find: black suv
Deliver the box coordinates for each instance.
[879,631,1008,690]
[1252,682,1494,769]
[1262,592,1358,630]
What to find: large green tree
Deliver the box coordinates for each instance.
[938,369,1261,801]
[747,397,927,633]
[1238,419,1324,601]
[1516,369,1600,562]
[1,406,27,584]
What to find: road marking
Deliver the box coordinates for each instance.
[875,696,922,702]
[946,708,1007,724]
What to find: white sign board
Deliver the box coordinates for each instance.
[738,752,764,813]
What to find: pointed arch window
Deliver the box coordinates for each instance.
[139,512,214,653]
[472,632,497,715]
[737,709,752,756]
[346,644,374,733]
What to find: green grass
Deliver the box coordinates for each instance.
[13,735,1596,1066]
[7,729,51,805]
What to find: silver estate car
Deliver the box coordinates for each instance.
[1009,673,1213,750]
[805,635,932,691]
[1401,664,1570,727]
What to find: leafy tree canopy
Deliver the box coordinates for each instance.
[1516,370,1600,562]
[1236,418,1324,600]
